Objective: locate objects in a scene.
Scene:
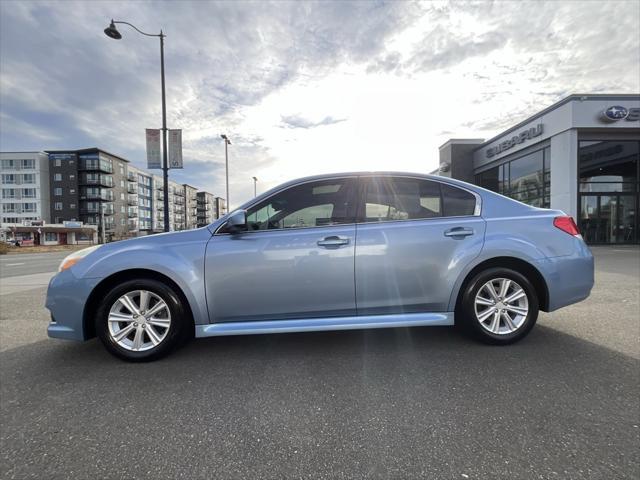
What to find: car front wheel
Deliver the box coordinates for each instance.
[457,267,539,344]
[96,279,187,361]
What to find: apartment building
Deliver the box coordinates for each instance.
[196,191,215,226]
[47,148,130,241]
[128,165,154,234]
[168,180,186,231]
[2,147,226,239]
[0,152,50,224]
[183,184,198,229]
[151,174,165,232]
[214,196,227,219]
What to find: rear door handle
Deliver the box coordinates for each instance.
[317,236,350,247]
[444,227,474,238]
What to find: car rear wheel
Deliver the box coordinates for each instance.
[96,279,187,361]
[457,267,539,344]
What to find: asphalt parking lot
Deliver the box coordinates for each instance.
[1,247,638,479]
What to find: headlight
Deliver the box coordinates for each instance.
[58,245,102,272]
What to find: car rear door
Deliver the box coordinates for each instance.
[205,177,358,322]
[355,176,486,314]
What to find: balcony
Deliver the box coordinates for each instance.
[127,195,138,206]
[80,191,114,201]
[174,190,185,197]
[80,206,114,215]
[156,192,164,201]
[79,174,114,187]
[174,197,185,206]
[78,159,113,173]
[127,172,137,182]
[127,185,137,194]
[128,222,138,231]
[128,210,138,218]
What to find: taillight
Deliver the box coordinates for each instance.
[553,216,580,236]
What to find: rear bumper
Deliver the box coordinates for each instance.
[45,269,101,341]
[534,240,594,312]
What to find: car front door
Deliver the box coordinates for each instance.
[205,177,358,322]
[355,176,486,315]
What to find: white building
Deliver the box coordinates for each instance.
[439,94,640,245]
[0,151,50,225]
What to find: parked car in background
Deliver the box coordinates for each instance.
[46,172,594,361]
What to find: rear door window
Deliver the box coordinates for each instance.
[362,177,442,222]
[360,177,477,222]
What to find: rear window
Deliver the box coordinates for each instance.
[441,183,476,217]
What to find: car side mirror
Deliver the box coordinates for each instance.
[225,209,248,234]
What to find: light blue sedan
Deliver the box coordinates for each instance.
[46,172,594,361]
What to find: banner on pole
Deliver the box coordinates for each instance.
[168,129,183,169]
[145,129,161,169]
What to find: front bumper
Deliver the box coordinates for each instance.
[534,240,594,312]
[45,269,101,341]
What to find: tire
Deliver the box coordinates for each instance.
[96,279,188,362]
[456,267,539,345]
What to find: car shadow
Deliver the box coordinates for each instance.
[2,323,637,382]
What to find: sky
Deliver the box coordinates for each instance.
[1,0,639,208]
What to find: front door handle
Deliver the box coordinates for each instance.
[317,236,350,247]
[444,227,474,238]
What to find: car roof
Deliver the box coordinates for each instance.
[234,171,482,211]
[270,171,475,191]
[280,170,465,186]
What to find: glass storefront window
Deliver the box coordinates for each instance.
[579,141,638,192]
[476,147,548,208]
[579,141,639,244]
[476,167,499,192]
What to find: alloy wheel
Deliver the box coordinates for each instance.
[474,278,529,335]
[107,290,171,351]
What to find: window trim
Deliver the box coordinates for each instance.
[214,174,481,235]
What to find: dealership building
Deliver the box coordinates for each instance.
[438,94,640,244]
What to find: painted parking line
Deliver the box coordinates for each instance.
[5,263,25,266]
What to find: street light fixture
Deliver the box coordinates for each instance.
[252,176,258,197]
[104,19,171,232]
[221,134,231,211]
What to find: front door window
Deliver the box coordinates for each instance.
[245,179,357,231]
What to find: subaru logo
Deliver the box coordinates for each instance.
[602,105,629,121]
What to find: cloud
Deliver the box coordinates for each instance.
[280,114,346,129]
[0,0,638,206]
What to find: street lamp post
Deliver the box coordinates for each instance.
[104,20,170,232]
[221,134,231,211]
[252,176,258,197]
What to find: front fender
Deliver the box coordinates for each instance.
[72,229,211,326]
